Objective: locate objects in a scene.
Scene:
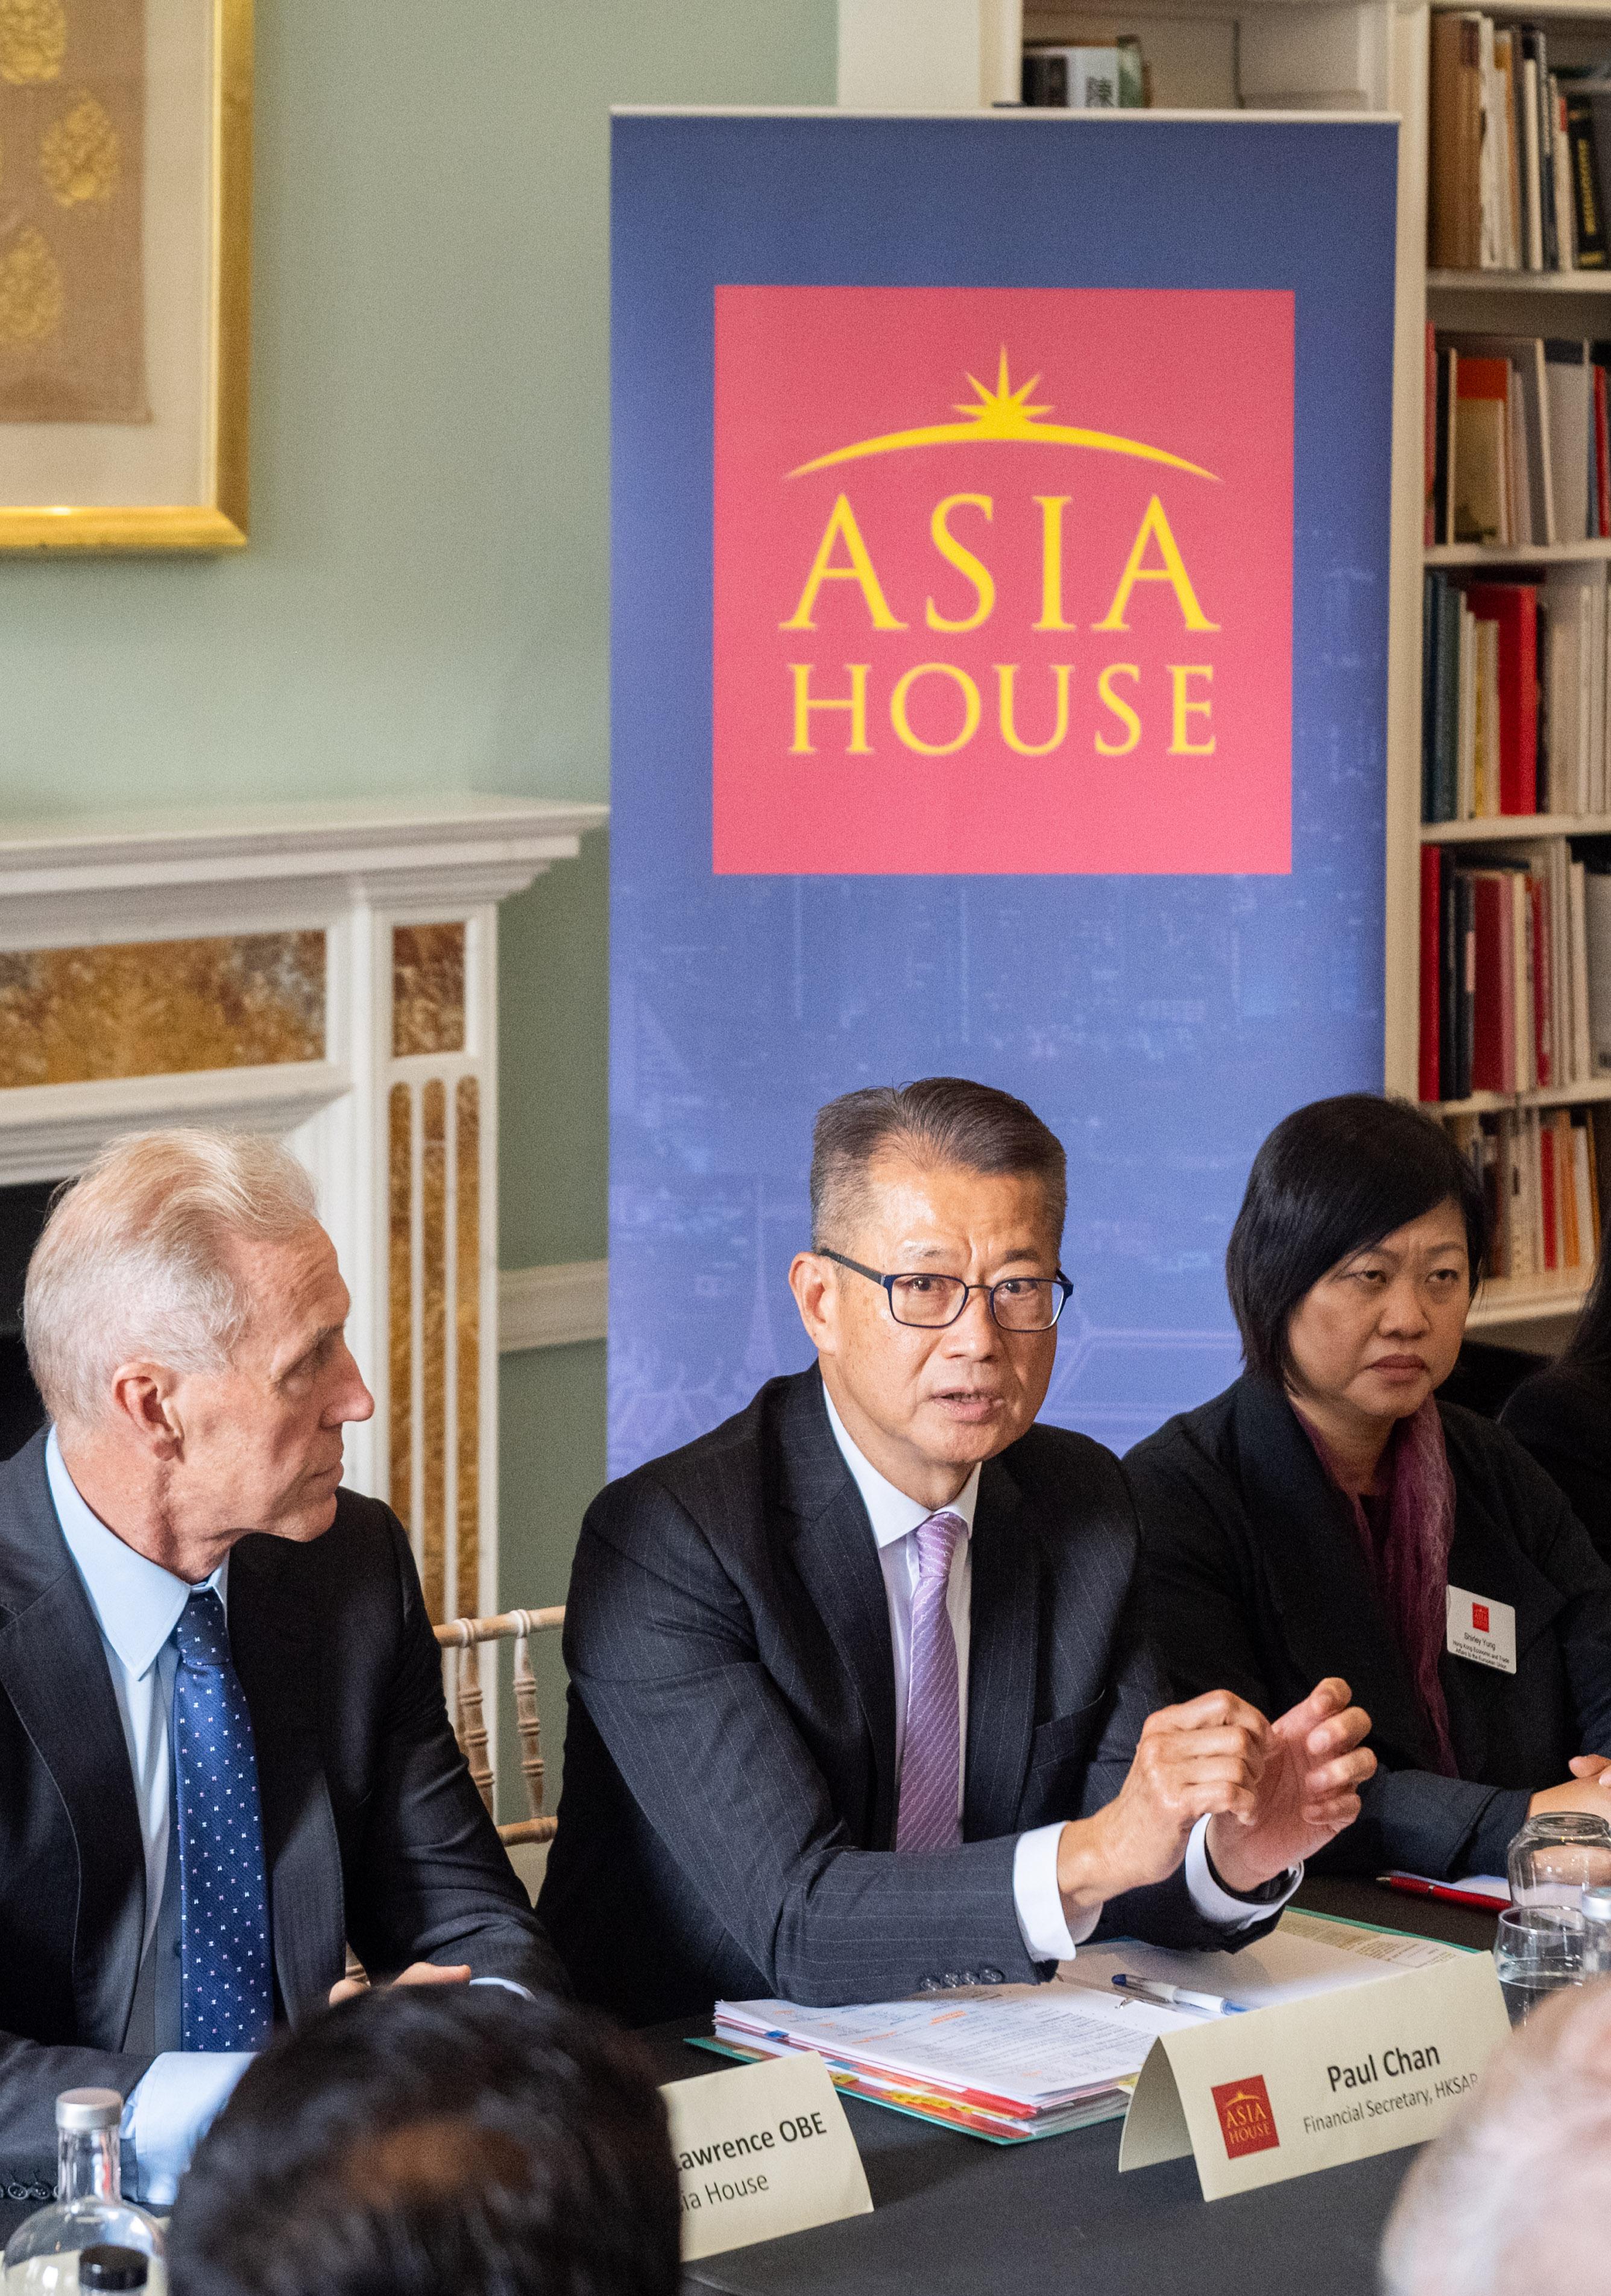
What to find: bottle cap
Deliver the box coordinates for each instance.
[54,2089,122,2132]
[78,2247,148,2289]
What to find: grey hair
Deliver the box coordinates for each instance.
[1381,1977,1611,2296]
[810,1077,1067,1253]
[24,1128,319,1430]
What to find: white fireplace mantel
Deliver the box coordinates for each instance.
[0,792,607,1632]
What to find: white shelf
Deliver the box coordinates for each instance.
[1423,1077,1611,1116]
[1467,1279,1589,1329]
[1428,268,1611,292]
[1420,813,1611,841]
[1427,539,1611,564]
[1430,0,1611,18]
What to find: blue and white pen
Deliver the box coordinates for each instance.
[1111,1974,1250,2015]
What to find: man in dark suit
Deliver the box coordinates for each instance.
[540,1078,1376,2025]
[0,1130,557,2223]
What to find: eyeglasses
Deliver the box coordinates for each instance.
[818,1250,1073,1332]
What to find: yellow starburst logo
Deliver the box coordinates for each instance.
[789,348,1217,482]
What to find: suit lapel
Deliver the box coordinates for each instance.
[227,1533,344,2021]
[778,1375,900,1841]
[963,1459,1039,1840]
[1231,1379,1439,1768]
[0,1433,145,2049]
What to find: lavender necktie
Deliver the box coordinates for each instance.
[895,1509,966,1853]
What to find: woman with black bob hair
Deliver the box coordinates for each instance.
[1127,1092,1611,1882]
[1500,1234,1611,1564]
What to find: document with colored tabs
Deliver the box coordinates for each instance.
[705,1988,1190,2142]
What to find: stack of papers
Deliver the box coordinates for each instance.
[708,1989,1181,2142]
[1053,1908,1462,2012]
[706,1913,1471,2145]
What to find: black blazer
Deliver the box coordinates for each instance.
[1500,1360,1611,1569]
[0,1431,559,2213]
[1126,1376,1611,1881]
[538,1367,1278,2028]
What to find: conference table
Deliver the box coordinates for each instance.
[643,1876,1502,2296]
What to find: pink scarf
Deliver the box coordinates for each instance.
[1296,1397,1459,1778]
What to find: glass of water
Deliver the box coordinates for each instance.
[1493,1904,1587,2024]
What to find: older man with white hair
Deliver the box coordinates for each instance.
[0,1130,558,2227]
[1382,1977,1611,2295]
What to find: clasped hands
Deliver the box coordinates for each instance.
[1056,1678,1376,1918]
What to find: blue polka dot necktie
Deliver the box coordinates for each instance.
[173,1588,274,2050]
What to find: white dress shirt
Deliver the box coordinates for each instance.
[46,1430,251,2206]
[821,1392,1300,1962]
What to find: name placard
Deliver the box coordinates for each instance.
[661,2052,874,2260]
[1119,1951,1510,2201]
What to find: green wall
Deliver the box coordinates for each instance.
[0,3,838,1805]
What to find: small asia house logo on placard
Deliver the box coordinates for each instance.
[712,285,1294,876]
[1472,1602,1490,1633]
[1211,2075,1281,2162]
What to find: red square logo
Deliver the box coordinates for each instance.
[712,284,1293,875]
[1472,1602,1490,1633]
[1211,2075,1281,2160]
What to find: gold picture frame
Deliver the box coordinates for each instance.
[0,0,251,552]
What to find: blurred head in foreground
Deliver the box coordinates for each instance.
[1382,1978,1611,2296]
[166,1986,680,2296]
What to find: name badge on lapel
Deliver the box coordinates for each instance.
[1446,1586,1517,1675]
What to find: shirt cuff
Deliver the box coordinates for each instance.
[121,2051,254,2207]
[1184,1816,1302,1928]
[1012,1823,1100,1962]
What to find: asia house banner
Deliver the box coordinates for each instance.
[610,113,1396,1474]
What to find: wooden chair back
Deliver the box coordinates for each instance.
[434,1605,565,1846]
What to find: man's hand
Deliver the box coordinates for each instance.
[329,1959,471,2007]
[1055,1680,1376,1918]
[1056,1690,1275,1917]
[1205,1679,1375,1895]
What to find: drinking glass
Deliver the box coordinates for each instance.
[1493,1904,1586,2024]
[1506,1813,1611,1911]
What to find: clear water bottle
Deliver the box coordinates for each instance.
[2,2092,165,2292]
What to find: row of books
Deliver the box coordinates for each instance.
[1421,570,1611,821]
[1428,334,1610,547]
[1430,16,1610,271]
[1417,838,1611,1098]
[1021,41,1145,109]
[1448,1106,1603,1280]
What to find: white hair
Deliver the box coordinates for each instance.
[24,1128,319,1430]
[1381,1977,1611,2296]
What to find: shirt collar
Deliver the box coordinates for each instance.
[46,1426,229,1680]
[822,1386,980,1551]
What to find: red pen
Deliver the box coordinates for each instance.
[1377,1872,1509,1911]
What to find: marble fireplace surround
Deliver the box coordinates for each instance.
[0,794,606,1630]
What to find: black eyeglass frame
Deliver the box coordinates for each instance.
[817,1248,1074,1332]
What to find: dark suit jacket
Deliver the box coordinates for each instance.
[0,1430,559,2213]
[1501,1361,1611,1570]
[538,1367,1279,2027]
[1127,1376,1611,1881]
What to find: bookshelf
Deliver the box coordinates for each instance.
[1420,809,1611,835]
[1408,0,1611,1339]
